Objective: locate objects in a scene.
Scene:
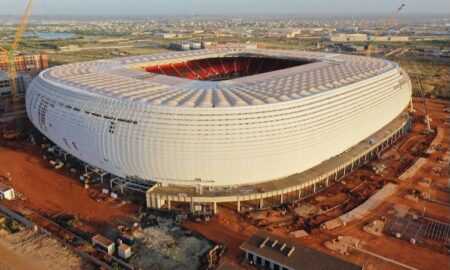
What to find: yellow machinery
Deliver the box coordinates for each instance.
[366,4,405,57]
[1,0,34,139]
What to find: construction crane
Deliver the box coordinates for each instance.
[417,76,433,133]
[1,0,34,139]
[366,3,405,57]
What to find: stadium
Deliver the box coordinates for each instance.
[26,49,412,213]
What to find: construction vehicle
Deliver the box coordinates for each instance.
[0,0,34,140]
[2,130,25,140]
[417,76,433,133]
[366,4,405,57]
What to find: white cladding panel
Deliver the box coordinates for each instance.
[26,52,411,186]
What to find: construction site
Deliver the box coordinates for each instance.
[1,89,449,270]
[183,97,450,270]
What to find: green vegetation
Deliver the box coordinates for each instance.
[0,215,25,235]
[47,47,169,65]
[19,39,87,50]
[396,58,449,99]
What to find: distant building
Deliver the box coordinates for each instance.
[202,41,265,50]
[169,41,202,51]
[0,71,31,97]
[328,34,409,43]
[328,33,368,42]
[189,41,202,50]
[0,54,49,73]
[170,42,191,51]
[240,230,363,270]
[57,45,81,52]
[268,29,301,38]
[369,36,409,42]
[154,33,179,39]
[337,27,359,34]
[417,48,450,58]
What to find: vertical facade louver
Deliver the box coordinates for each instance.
[26,50,412,186]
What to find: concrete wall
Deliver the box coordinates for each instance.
[0,204,37,230]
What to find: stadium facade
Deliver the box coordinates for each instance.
[26,49,412,213]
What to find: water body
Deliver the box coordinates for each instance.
[22,32,77,40]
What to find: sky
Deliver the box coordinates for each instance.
[0,0,449,16]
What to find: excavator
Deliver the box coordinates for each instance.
[1,0,34,140]
[366,4,405,57]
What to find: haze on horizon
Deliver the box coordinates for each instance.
[0,0,449,16]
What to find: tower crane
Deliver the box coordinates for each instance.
[366,3,405,57]
[417,76,433,133]
[1,0,34,139]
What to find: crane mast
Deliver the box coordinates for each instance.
[2,0,34,136]
[417,76,433,133]
[366,4,405,57]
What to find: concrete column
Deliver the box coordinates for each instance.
[259,198,264,209]
[237,198,241,212]
[213,202,217,214]
[149,195,154,208]
[152,195,162,209]
[190,199,195,213]
[298,188,302,199]
[167,200,171,210]
[280,193,284,204]
[313,183,316,193]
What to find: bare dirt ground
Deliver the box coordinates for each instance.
[0,120,141,269]
[184,99,450,270]
[0,130,138,233]
[0,230,90,270]
[0,120,214,270]
[184,208,257,265]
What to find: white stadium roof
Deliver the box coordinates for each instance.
[41,49,396,108]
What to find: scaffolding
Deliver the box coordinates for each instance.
[52,146,70,162]
[84,165,110,183]
[110,177,155,194]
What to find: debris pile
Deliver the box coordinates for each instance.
[132,218,212,270]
